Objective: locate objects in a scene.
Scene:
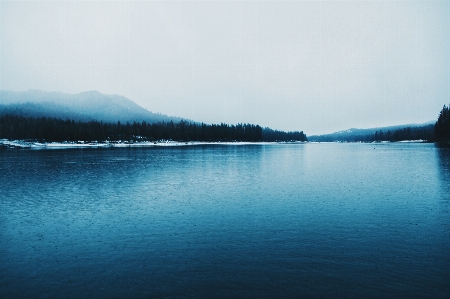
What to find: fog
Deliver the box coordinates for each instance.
[1,0,449,135]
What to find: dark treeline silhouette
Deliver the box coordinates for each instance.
[322,105,448,143]
[372,125,434,142]
[262,128,307,142]
[374,104,450,142]
[310,125,434,143]
[434,104,450,142]
[0,114,307,142]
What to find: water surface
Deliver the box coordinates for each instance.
[1,143,449,298]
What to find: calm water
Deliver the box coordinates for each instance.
[1,143,449,298]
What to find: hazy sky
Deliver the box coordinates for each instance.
[1,0,449,135]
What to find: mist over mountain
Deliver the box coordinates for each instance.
[309,122,435,142]
[0,90,186,124]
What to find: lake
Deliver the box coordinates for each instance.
[1,143,449,298]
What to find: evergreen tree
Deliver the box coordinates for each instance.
[435,104,450,141]
[0,114,304,143]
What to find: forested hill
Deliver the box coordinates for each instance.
[308,102,450,143]
[0,114,307,143]
[0,90,185,124]
[309,122,435,142]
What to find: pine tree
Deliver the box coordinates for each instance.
[435,104,450,141]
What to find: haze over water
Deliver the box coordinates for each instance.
[1,143,449,298]
[2,1,449,134]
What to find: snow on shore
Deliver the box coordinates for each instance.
[1,139,298,149]
[397,139,426,143]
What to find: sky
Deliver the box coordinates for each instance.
[1,0,449,135]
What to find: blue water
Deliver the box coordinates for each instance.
[1,143,449,298]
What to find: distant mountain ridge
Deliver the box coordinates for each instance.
[309,121,435,142]
[0,90,185,124]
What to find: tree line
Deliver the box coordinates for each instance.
[308,104,450,143]
[365,104,450,142]
[0,114,307,142]
[434,104,450,142]
[371,104,450,142]
[372,125,434,142]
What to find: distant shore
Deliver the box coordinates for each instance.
[0,139,308,149]
[0,139,436,150]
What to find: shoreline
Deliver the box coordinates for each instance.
[0,139,434,150]
[0,139,307,149]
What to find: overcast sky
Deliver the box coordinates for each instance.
[1,0,449,135]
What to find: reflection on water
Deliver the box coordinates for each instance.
[1,144,449,298]
[436,145,450,198]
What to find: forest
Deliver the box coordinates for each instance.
[371,104,448,142]
[309,125,435,143]
[0,114,307,143]
[372,125,434,142]
[310,104,449,143]
[434,104,450,142]
[387,104,450,142]
[1,104,448,144]
[359,104,450,142]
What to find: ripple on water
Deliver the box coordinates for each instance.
[0,144,449,298]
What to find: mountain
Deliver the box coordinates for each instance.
[0,90,185,124]
[309,122,435,142]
